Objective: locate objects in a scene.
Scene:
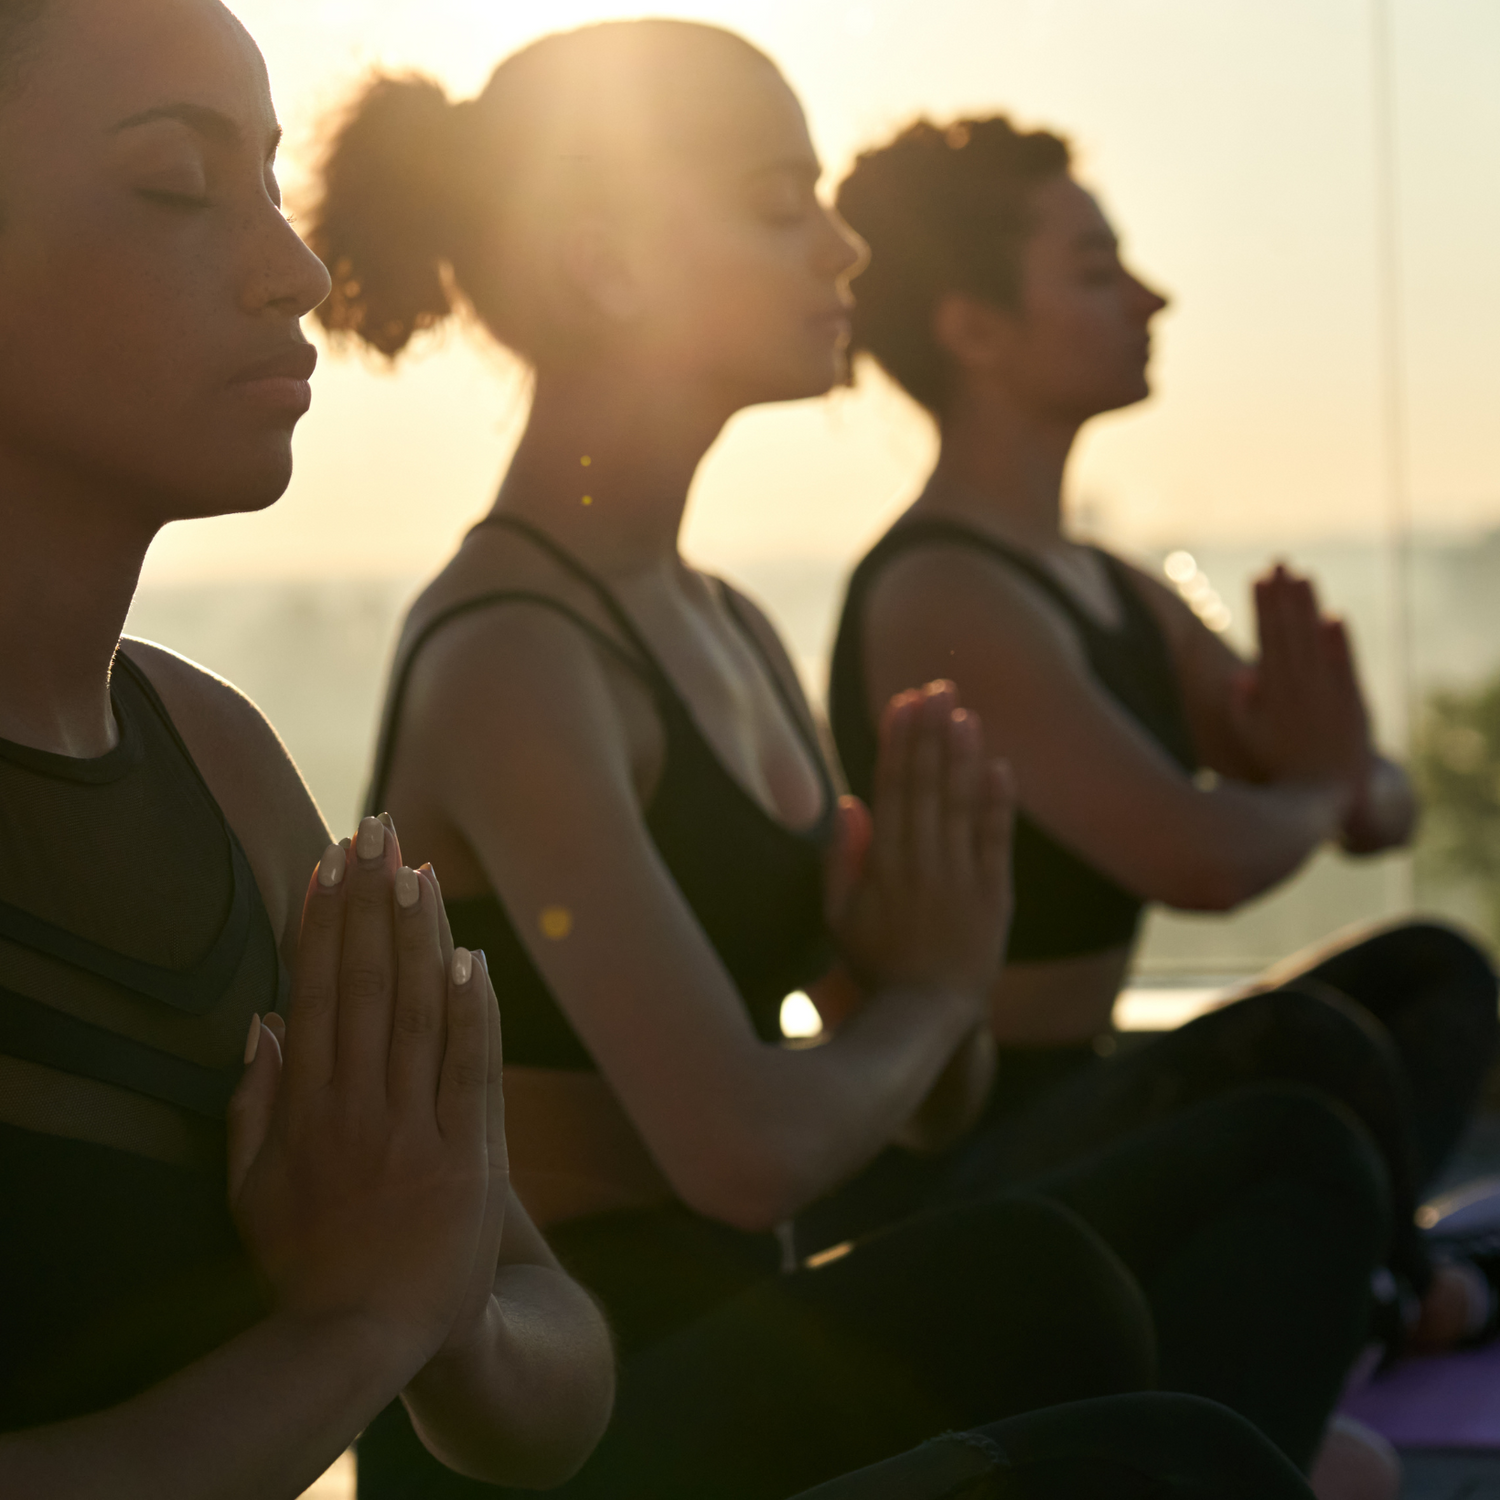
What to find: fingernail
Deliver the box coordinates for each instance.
[317,843,347,888]
[452,947,473,986]
[357,816,386,861]
[395,866,421,910]
[379,811,398,838]
[244,1013,261,1065]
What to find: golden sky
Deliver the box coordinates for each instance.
[140,0,1500,584]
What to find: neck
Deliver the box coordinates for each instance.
[496,362,732,573]
[0,458,155,758]
[928,380,1081,550]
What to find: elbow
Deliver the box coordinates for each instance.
[668,1136,809,1235]
[1151,854,1261,914]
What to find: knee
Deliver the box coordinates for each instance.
[1402,917,1500,1018]
[1229,1083,1392,1246]
[947,1196,1157,1392]
[1231,985,1389,1073]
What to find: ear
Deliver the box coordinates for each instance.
[931,292,1016,376]
[558,210,646,325]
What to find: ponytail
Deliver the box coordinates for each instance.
[309,74,474,358]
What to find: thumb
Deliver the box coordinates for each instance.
[227,1015,283,1205]
[824,794,872,924]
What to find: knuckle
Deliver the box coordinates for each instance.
[341,964,389,1003]
[391,999,440,1038]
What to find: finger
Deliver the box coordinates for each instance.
[480,953,508,1180]
[942,707,982,882]
[871,690,919,885]
[438,946,489,1144]
[377,811,403,868]
[261,1011,287,1050]
[823,795,872,925]
[227,1014,284,1203]
[422,863,456,975]
[389,866,448,1111]
[976,758,1017,899]
[335,815,401,1106]
[905,683,952,883]
[284,842,349,1093]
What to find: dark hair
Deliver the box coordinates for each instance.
[309,19,780,361]
[835,116,1071,414]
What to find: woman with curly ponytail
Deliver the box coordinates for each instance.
[318,24,1380,1500]
[825,110,1497,1450]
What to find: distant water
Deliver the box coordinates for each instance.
[126,530,1500,978]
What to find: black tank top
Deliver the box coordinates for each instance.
[0,651,283,1431]
[366,516,838,1070]
[829,517,1196,963]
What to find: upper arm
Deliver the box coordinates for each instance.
[120,639,330,972]
[860,550,1239,904]
[403,610,792,1215]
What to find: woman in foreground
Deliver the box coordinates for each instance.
[319,20,1390,1496]
[0,0,614,1493]
[825,115,1498,1354]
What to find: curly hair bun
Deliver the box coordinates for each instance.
[309,73,473,357]
[836,116,1071,413]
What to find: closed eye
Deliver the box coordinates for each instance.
[138,188,212,210]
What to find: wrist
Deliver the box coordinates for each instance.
[272,1307,433,1399]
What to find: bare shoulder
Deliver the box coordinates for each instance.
[1106,550,1247,672]
[865,535,1086,666]
[119,638,328,960]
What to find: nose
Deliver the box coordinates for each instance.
[820,203,869,284]
[243,201,334,321]
[1132,270,1169,320]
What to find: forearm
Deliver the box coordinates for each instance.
[402,1265,614,1488]
[766,984,981,1212]
[1148,777,1351,910]
[895,1025,996,1153]
[0,1312,420,1500]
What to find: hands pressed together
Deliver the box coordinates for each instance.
[1230,564,1372,806]
[826,680,1016,1017]
[228,815,509,1384]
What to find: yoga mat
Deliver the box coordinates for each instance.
[1339,1179,1500,1448]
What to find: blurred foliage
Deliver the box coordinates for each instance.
[1414,674,1500,943]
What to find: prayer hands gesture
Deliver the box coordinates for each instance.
[1230,565,1370,797]
[826,681,1014,1008]
[227,816,507,1374]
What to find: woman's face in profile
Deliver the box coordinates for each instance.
[0,0,330,528]
[1009,174,1168,421]
[607,66,866,411]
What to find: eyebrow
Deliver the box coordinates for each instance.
[110,102,282,158]
[745,158,823,186]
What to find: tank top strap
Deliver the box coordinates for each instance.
[861,517,1109,638]
[716,582,836,810]
[364,587,663,819]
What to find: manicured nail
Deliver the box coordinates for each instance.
[379,811,397,839]
[395,866,421,910]
[452,947,473,987]
[244,1014,261,1065]
[317,843,347,888]
[356,816,386,861]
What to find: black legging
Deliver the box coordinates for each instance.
[802,919,1497,1297]
[356,1086,1385,1497]
[791,1395,1316,1500]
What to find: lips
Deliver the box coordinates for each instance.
[229,342,317,417]
[231,343,318,385]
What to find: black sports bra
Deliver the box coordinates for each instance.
[366,515,838,1069]
[0,651,282,1430]
[829,517,1197,964]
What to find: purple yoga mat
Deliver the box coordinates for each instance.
[1338,1179,1500,1448]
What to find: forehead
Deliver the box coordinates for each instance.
[6,0,274,151]
[663,59,817,180]
[1027,175,1116,245]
